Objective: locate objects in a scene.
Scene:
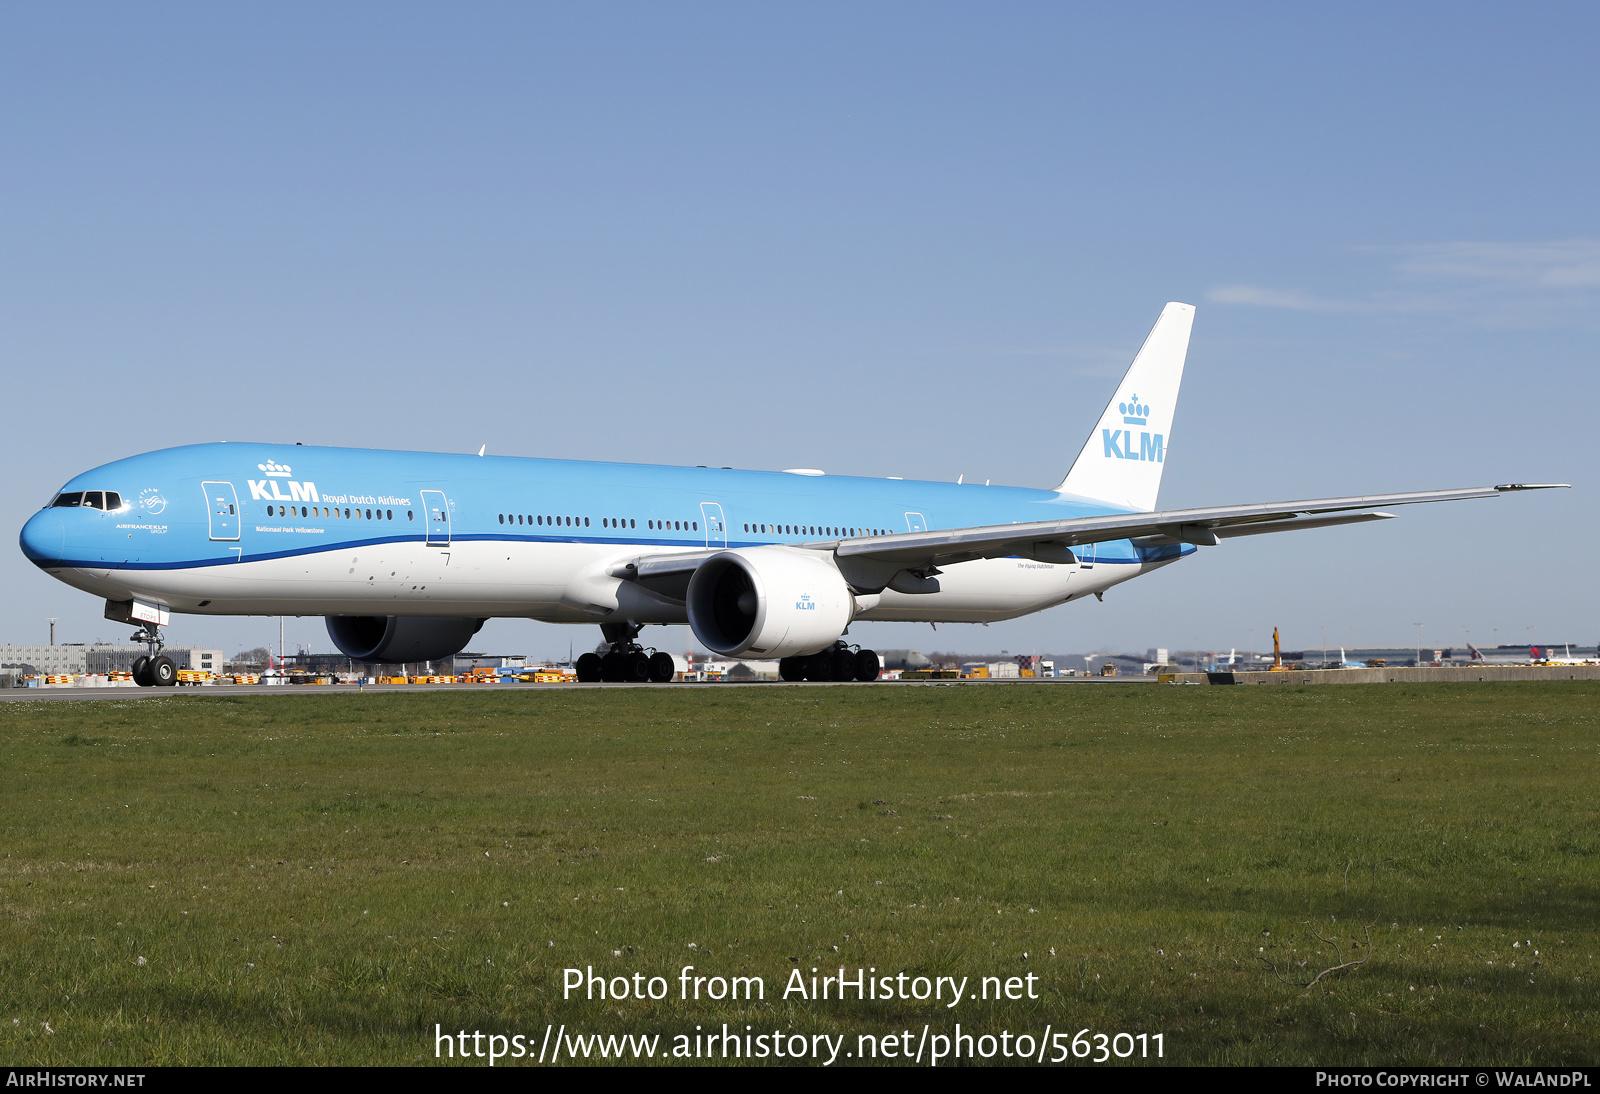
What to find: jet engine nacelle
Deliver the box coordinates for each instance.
[325,615,485,664]
[686,546,854,659]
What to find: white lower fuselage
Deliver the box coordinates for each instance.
[42,541,1173,626]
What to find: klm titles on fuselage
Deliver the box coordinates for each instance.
[245,463,409,509]
[248,477,321,503]
[247,460,319,504]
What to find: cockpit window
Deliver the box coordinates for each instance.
[50,490,123,510]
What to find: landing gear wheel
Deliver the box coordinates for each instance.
[600,651,626,682]
[854,648,881,682]
[131,655,154,687]
[804,652,834,682]
[778,657,806,682]
[625,651,651,682]
[575,653,602,682]
[831,647,856,682]
[150,655,177,687]
[648,651,675,683]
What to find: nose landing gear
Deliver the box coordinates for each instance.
[105,600,178,688]
[128,622,177,687]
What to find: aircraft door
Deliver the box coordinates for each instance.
[202,482,240,541]
[700,502,727,549]
[905,511,927,532]
[421,490,451,546]
[1078,541,1096,569]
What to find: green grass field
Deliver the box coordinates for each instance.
[1,682,1596,1066]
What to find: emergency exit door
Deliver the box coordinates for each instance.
[421,490,451,546]
[202,482,240,541]
[700,502,727,549]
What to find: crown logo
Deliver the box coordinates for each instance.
[258,460,293,478]
[1119,394,1149,425]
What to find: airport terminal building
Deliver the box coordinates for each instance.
[2,644,223,683]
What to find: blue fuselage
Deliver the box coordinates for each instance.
[20,442,1189,625]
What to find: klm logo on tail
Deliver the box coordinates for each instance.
[1057,303,1192,509]
[1102,393,1163,463]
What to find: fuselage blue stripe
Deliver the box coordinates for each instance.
[35,535,1160,572]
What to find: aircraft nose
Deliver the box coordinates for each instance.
[19,509,65,564]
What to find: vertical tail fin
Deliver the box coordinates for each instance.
[1056,302,1195,511]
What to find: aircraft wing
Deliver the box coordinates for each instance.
[831,484,1567,573]
[611,484,1566,599]
[607,552,711,602]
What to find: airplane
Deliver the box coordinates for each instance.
[18,302,1567,687]
[1531,645,1593,665]
[1323,647,1371,670]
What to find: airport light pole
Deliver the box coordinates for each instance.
[1414,622,1423,667]
[48,618,56,646]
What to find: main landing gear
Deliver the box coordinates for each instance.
[575,622,676,684]
[779,643,881,683]
[129,622,177,688]
[574,646,675,684]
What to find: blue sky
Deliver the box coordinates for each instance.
[2,3,1595,659]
